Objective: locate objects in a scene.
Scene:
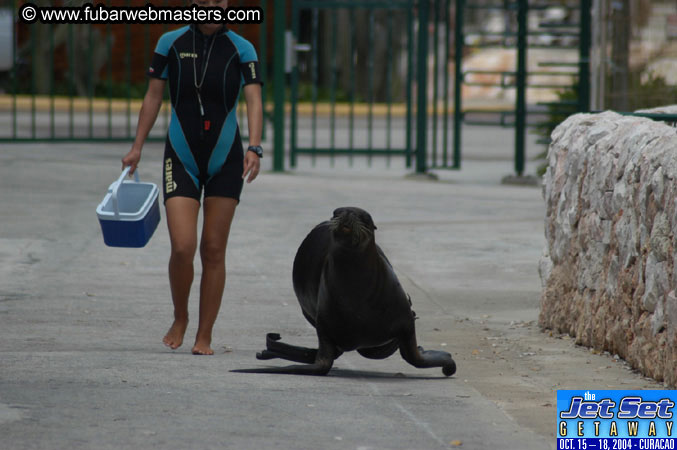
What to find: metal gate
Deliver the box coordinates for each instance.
[283,0,592,175]
[452,0,592,175]
[3,0,596,177]
[286,0,453,173]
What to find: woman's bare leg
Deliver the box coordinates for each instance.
[192,196,237,355]
[163,197,200,349]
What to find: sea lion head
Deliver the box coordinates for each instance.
[329,207,377,249]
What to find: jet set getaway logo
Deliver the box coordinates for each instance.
[558,390,677,450]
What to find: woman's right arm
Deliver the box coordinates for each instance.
[122,78,166,174]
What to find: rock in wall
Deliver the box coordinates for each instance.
[539,110,677,386]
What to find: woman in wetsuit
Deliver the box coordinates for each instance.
[122,0,263,355]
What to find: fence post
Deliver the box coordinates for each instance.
[272,0,286,172]
[514,0,527,176]
[406,4,414,168]
[578,0,591,112]
[259,0,268,141]
[10,0,16,139]
[416,0,430,174]
[453,0,464,169]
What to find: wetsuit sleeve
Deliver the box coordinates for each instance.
[233,36,263,86]
[147,53,168,80]
[147,33,173,80]
[240,60,263,86]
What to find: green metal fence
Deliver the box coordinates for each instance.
[453,0,592,175]
[284,0,453,173]
[278,0,592,175]
[289,0,415,167]
[4,0,597,176]
[0,0,268,142]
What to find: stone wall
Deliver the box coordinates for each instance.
[539,110,677,386]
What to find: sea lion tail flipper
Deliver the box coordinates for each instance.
[399,336,457,377]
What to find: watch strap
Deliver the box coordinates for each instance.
[247,145,263,157]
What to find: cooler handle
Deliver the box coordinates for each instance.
[112,166,140,219]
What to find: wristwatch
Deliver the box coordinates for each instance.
[247,145,263,158]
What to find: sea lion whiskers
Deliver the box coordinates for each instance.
[338,222,369,247]
[329,209,374,247]
[353,222,373,245]
[328,216,343,231]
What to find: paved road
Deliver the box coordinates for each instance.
[0,140,659,449]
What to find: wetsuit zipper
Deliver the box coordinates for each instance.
[197,30,216,141]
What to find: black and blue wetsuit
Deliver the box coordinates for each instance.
[147,25,262,202]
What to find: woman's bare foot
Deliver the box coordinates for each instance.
[162,319,188,349]
[191,335,214,355]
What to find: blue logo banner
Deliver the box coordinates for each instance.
[557,390,677,449]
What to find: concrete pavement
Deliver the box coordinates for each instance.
[0,138,661,450]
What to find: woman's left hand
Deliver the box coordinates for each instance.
[242,150,261,183]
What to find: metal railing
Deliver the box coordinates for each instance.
[4,0,601,177]
[280,0,454,173]
[453,0,591,175]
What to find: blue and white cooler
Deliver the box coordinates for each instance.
[96,167,160,248]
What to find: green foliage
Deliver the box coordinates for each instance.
[609,73,677,111]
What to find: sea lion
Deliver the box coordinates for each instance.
[235,207,456,376]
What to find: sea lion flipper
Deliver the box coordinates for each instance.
[233,337,339,375]
[231,338,343,375]
[256,350,284,360]
[267,333,281,341]
[399,334,457,377]
[254,333,318,364]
